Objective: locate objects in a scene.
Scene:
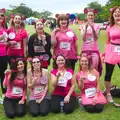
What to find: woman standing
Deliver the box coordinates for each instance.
[7,14,28,65]
[0,8,8,103]
[28,19,52,69]
[51,55,76,114]
[102,6,120,103]
[80,8,102,76]
[3,58,27,119]
[27,56,50,117]
[76,55,107,113]
[51,14,78,71]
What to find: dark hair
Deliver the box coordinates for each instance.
[0,12,6,28]
[57,14,69,28]
[110,6,120,27]
[34,20,45,40]
[79,55,93,71]
[10,58,27,84]
[53,54,70,69]
[31,56,42,76]
[10,14,25,28]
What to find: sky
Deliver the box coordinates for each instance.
[0,0,108,15]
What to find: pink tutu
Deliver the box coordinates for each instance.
[105,44,120,64]
[81,91,107,105]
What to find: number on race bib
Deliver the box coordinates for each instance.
[114,46,120,53]
[60,42,71,50]
[85,87,96,98]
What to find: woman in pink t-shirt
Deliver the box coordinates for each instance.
[7,14,28,65]
[0,9,8,103]
[51,54,76,114]
[3,58,27,119]
[80,8,102,76]
[102,6,120,103]
[76,55,107,113]
[51,14,78,71]
[27,56,50,117]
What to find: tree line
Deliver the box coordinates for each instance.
[4,0,120,22]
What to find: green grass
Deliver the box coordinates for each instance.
[0,25,120,120]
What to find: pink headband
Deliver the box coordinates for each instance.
[84,8,98,14]
[10,14,25,20]
[11,58,26,63]
[55,13,70,19]
[36,19,46,24]
[0,8,6,13]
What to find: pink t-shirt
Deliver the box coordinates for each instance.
[29,75,48,100]
[51,69,76,97]
[106,25,120,44]
[0,28,8,56]
[76,71,107,105]
[52,28,78,59]
[80,23,100,51]
[3,73,26,102]
[7,27,28,56]
[76,71,98,93]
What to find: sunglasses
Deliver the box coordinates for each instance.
[32,61,40,64]
[0,14,4,17]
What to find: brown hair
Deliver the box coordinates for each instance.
[57,14,69,28]
[53,54,70,69]
[110,6,120,27]
[10,14,25,28]
[31,56,42,76]
[79,55,93,71]
[34,20,45,40]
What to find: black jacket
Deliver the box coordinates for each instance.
[28,32,52,58]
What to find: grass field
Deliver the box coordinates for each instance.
[0,25,120,120]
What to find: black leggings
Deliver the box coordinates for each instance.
[3,97,26,119]
[0,56,7,94]
[51,95,76,114]
[84,104,104,113]
[29,99,50,117]
[105,63,120,81]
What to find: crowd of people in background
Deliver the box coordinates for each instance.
[0,6,120,119]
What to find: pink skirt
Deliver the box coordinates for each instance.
[81,91,107,105]
[105,44,120,64]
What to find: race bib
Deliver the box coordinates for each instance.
[11,87,23,96]
[12,42,21,49]
[87,74,96,81]
[58,76,67,87]
[8,32,15,39]
[64,72,72,80]
[34,86,44,95]
[34,45,45,53]
[60,42,71,50]
[85,87,96,98]
[114,46,120,53]
[66,31,74,38]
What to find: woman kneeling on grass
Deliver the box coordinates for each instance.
[27,56,50,117]
[76,55,107,113]
[3,58,27,119]
[51,54,76,114]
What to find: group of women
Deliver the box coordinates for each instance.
[0,6,120,118]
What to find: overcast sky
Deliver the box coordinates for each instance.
[0,0,107,14]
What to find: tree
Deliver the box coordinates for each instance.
[39,10,52,19]
[76,13,85,20]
